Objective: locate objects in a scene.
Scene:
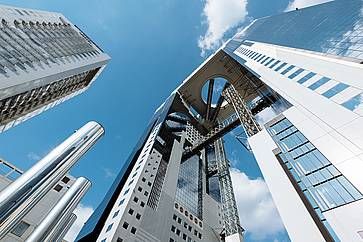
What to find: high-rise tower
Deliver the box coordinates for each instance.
[78,0,363,241]
[0,5,110,133]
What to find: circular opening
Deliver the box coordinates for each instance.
[201,77,229,108]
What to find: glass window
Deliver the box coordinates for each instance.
[128,208,134,215]
[264,58,275,66]
[308,77,330,90]
[322,83,349,98]
[297,72,316,84]
[254,53,262,60]
[275,62,287,71]
[113,210,119,218]
[106,223,113,232]
[342,93,363,112]
[11,221,30,237]
[122,222,129,229]
[269,118,363,214]
[337,176,363,200]
[260,56,270,64]
[123,189,130,195]
[281,65,295,75]
[288,68,304,79]
[54,184,63,192]
[269,60,281,69]
[329,179,354,204]
[257,55,266,62]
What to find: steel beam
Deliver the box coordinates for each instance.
[206,79,214,120]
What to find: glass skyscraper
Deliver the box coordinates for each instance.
[0,5,110,133]
[78,1,363,241]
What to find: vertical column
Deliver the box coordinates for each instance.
[25,177,91,242]
[215,138,244,242]
[0,121,104,238]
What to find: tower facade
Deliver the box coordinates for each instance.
[79,0,363,242]
[78,93,243,242]
[0,5,110,133]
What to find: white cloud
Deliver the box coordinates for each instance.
[198,0,248,56]
[103,167,116,179]
[230,168,285,240]
[64,203,94,242]
[285,0,332,11]
[27,152,41,161]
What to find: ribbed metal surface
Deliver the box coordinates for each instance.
[0,121,104,238]
[25,177,91,242]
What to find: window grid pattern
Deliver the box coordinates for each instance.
[175,155,202,219]
[268,118,363,241]
[0,68,99,127]
[234,45,363,116]
[0,19,100,76]
[147,158,168,209]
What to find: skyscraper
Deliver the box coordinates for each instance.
[0,5,110,133]
[78,0,363,241]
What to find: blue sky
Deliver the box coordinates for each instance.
[0,0,330,241]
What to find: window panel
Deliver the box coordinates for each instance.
[260,56,270,64]
[264,58,275,66]
[337,176,363,200]
[257,55,266,62]
[269,60,280,69]
[329,179,354,204]
[322,83,349,98]
[315,185,338,209]
[269,117,363,215]
[297,72,316,84]
[275,62,287,71]
[321,182,345,207]
[310,188,329,211]
[342,93,363,112]
[288,68,304,79]
[308,77,331,90]
[281,65,295,75]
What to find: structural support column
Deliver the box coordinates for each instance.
[223,85,260,136]
[26,177,91,242]
[0,121,104,238]
[215,138,244,241]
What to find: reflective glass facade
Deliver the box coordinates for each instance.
[206,146,221,203]
[176,154,203,219]
[225,0,363,60]
[268,117,363,241]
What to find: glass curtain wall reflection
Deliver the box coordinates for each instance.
[268,117,363,241]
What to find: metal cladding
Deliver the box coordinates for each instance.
[25,177,91,242]
[0,121,104,238]
[55,213,78,242]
